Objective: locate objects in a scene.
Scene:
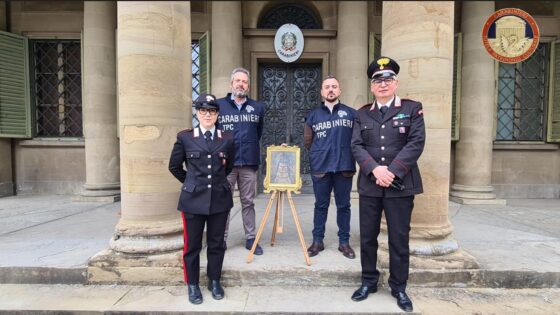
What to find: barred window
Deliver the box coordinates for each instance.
[30,39,82,137]
[496,43,549,141]
[192,40,200,127]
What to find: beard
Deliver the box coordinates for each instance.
[232,88,248,98]
[324,93,338,102]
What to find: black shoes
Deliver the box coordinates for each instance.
[306,241,325,257]
[188,281,226,304]
[246,238,263,255]
[391,291,413,312]
[338,244,356,259]
[187,284,203,305]
[208,280,224,300]
[351,285,378,301]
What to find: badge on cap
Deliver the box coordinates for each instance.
[377,58,390,70]
[206,95,215,102]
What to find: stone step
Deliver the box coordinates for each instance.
[84,247,560,289]
[0,284,419,315]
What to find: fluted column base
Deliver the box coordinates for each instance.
[379,234,479,270]
[450,184,506,205]
[88,215,184,284]
[74,183,121,202]
[110,216,183,254]
[88,248,183,285]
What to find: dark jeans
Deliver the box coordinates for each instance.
[311,172,352,245]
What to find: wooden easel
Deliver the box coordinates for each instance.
[246,190,311,266]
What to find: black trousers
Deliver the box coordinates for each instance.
[359,195,414,292]
[181,210,229,285]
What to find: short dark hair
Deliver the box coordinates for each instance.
[322,75,339,84]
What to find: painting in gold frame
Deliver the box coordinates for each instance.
[263,145,302,193]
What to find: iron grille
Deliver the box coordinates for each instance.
[31,40,82,137]
[191,40,200,127]
[496,43,548,141]
[258,3,322,29]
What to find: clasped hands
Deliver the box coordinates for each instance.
[372,166,395,188]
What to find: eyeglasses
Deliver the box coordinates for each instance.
[371,78,396,86]
[198,108,218,115]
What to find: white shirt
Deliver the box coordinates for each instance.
[199,125,216,140]
[377,96,395,109]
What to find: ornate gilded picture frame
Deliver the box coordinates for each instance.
[263,145,302,193]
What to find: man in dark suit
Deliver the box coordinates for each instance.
[350,57,426,313]
[169,93,235,305]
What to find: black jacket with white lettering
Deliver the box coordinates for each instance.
[216,94,265,168]
[304,102,357,174]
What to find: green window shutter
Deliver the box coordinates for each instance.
[199,31,211,94]
[0,31,31,138]
[368,33,381,103]
[451,33,462,141]
[547,40,560,142]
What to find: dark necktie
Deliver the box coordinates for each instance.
[380,106,388,118]
[204,130,213,146]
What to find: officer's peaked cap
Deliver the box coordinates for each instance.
[367,56,400,79]
[194,93,219,110]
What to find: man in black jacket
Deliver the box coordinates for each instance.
[169,93,235,305]
[350,57,425,313]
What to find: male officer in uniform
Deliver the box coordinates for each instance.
[217,68,265,255]
[169,94,235,305]
[350,57,425,312]
[304,75,357,259]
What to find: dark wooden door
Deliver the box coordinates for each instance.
[258,63,322,193]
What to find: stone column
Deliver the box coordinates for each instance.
[336,1,368,108]
[211,1,242,96]
[450,2,505,205]
[80,1,120,201]
[89,2,191,284]
[0,2,13,198]
[336,1,368,197]
[381,1,477,268]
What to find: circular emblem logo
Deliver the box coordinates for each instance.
[274,24,304,63]
[482,8,539,64]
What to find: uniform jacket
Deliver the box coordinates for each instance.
[351,96,425,197]
[168,127,235,215]
[216,93,265,168]
[304,102,357,174]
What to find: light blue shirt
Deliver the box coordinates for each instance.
[230,94,246,111]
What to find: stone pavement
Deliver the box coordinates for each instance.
[0,284,559,315]
[0,194,559,313]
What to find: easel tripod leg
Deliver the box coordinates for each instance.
[247,190,277,263]
[271,192,281,246]
[287,191,311,266]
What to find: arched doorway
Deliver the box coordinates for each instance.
[256,4,323,193]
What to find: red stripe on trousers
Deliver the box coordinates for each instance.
[181,212,189,284]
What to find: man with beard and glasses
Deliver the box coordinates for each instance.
[304,75,357,260]
[217,68,266,255]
